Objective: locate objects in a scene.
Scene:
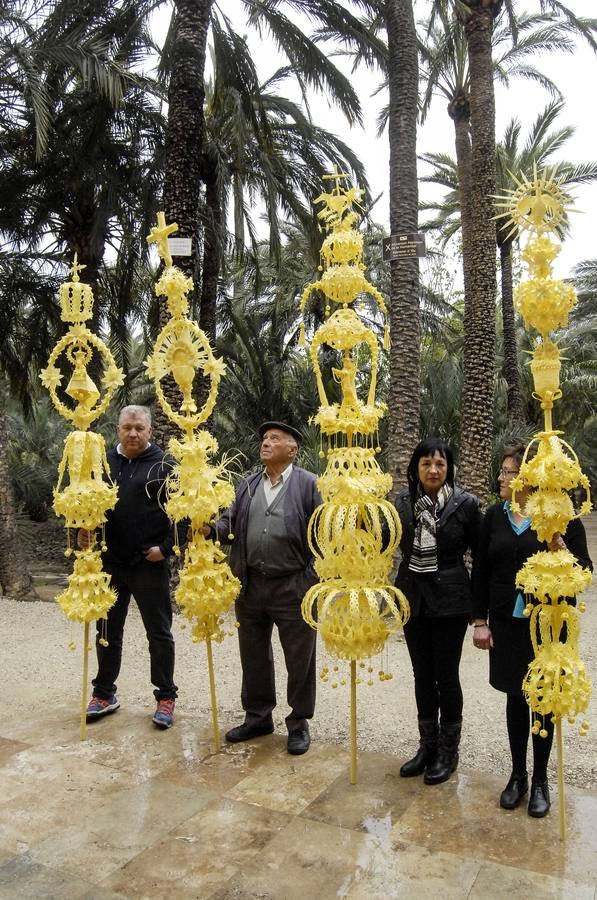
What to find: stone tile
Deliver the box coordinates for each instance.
[224,741,347,813]
[158,733,287,792]
[302,749,421,832]
[0,853,126,899]
[210,817,380,900]
[346,843,481,899]
[102,797,288,898]
[29,780,216,879]
[393,770,597,886]
[0,750,144,854]
[0,737,30,767]
[469,858,596,899]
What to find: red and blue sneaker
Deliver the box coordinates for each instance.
[152,698,175,729]
[86,695,119,721]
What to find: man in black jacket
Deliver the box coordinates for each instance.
[83,405,178,728]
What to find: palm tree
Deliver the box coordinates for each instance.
[201,46,369,336]
[384,0,421,491]
[421,100,597,427]
[154,0,376,443]
[215,225,322,468]
[421,0,597,498]
[0,254,62,599]
[0,0,164,306]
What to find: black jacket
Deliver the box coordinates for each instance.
[395,485,482,617]
[103,443,175,568]
[472,502,592,620]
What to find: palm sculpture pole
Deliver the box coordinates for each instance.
[495,168,593,840]
[300,172,409,784]
[145,213,240,750]
[40,258,124,740]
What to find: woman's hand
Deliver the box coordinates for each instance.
[548,532,567,552]
[472,623,493,650]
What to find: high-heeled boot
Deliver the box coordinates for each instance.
[424,719,461,785]
[400,718,439,777]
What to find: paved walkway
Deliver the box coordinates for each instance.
[1,705,596,899]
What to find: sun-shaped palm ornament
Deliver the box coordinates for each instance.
[494,164,572,241]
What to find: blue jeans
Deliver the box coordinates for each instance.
[92,560,177,701]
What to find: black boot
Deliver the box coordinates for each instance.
[424,720,461,785]
[500,772,529,809]
[400,719,439,778]
[528,779,550,817]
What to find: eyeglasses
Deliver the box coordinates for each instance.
[499,468,519,477]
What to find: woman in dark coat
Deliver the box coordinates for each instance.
[396,438,482,785]
[472,444,592,817]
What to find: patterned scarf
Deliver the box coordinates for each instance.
[408,483,453,573]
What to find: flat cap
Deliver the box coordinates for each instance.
[259,421,303,444]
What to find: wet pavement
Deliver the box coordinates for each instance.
[1,706,596,899]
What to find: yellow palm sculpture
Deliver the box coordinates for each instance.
[40,257,124,739]
[495,166,592,839]
[300,171,409,783]
[145,213,240,748]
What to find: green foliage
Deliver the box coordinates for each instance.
[6,398,69,521]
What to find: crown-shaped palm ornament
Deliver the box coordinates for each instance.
[300,172,409,783]
[40,256,124,739]
[145,213,240,748]
[495,166,592,839]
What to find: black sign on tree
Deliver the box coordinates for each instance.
[382,232,426,261]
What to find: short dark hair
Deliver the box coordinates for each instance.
[501,442,531,468]
[406,437,455,503]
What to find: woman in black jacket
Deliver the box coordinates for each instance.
[396,438,482,785]
[472,444,592,817]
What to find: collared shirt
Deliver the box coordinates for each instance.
[116,442,152,460]
[263,463,293,507]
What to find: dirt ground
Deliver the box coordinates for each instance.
[3,513,597,789]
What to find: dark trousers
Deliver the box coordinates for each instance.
[235,570,316,732]
[92,561,177,701]
[403,614,469,722]
[506,693,554,781]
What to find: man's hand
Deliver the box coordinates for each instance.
[472,623,493,650]
[144,546,165,562]
[77,529,95,550]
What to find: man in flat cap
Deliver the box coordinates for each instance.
[208,422,321,754]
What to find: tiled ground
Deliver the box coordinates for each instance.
[0,707,595,899]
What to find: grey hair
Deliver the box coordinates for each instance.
[118,405,152,425]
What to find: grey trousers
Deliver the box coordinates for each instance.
[236,569,317,731]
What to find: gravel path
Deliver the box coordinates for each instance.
[4,514,596,789]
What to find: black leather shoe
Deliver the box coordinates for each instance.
[500,773,528,809]
[225,721,274,743]
[287,728,310,755]
[528,780,550,818]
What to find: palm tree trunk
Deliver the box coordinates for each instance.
[156,0,213,446]
[459,5,497,502]
[385,0,420,493]
[200,164,221,348]
[499,239,525,424]
[0,404,36,601]
[448,94,474,324]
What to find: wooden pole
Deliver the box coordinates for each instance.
[206,639,220,750]
[350,659,357,784]
[80,621,89,741]
[556,717,566,841]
